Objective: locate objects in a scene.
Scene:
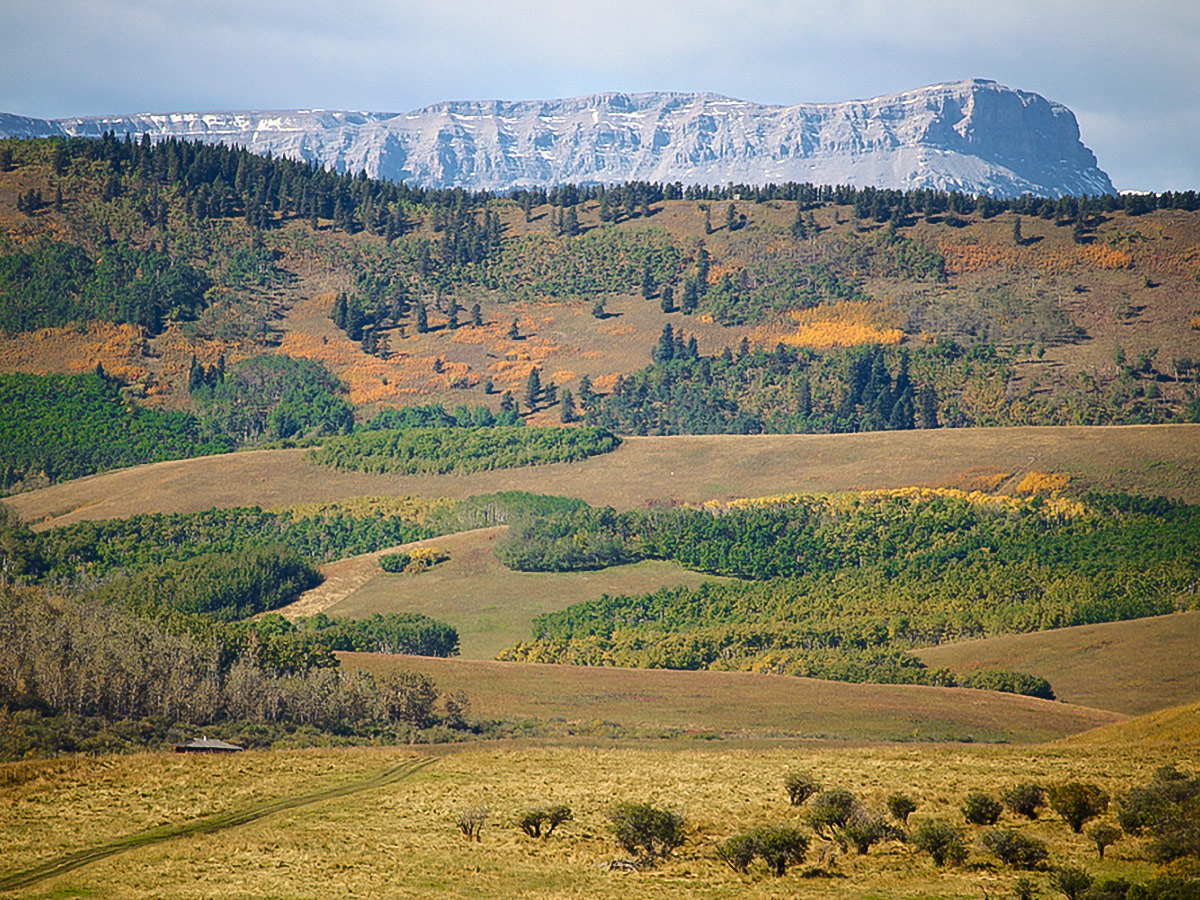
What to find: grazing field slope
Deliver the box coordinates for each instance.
[916,611,1200,716]
[11,424,1200,529]
[0,741,1182,900]
[278,526,729,659]
[339,653,1124,744]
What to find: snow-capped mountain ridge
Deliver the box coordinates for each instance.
[0,80,1114,197]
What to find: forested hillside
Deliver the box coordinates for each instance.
[1,134,1198,489]
[497,490,1200,690]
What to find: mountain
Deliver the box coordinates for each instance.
[1,79,1113,196]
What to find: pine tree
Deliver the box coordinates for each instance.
[725,203,737,232]
[447,301,459,330]
[524,367,542,411]
[471,303,482,326]
[500,391,516,414]
[654,324,676,363]
[682,280,698,315]
[560,389,576,422]
[508,319,521,340]
[641,267,655,299]
[660,285,675,313]
[578,375,596,410]
[415,300,429,334]
[1012,215,1023,245]
[563,205,579,236]
[544,381,558,406]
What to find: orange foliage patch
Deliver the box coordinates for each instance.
[757,301,905,349]
[591,373,621,393]
[1015,471,1072,495]
[0,321,150,384]
[936,240,1021,274]
[1080,244,1134,270]
[277,331,478,404]
[549,369,577,385]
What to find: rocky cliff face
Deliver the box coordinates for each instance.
[2,80,1113,196]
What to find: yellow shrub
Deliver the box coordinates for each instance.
[1015,471,1072,495]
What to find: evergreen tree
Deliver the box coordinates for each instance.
[791,202,808,239]
[471,302,482,326]
[578,375,596,411]
[508,318,521,340]
[500,391,516,414]
[524,367,542,412]
[642,267,655,299]
[918,385,939,429]
[660,284,675,313]
[415,300,429,334]
[560,389,576,423]
[654,324,676,363]
[682,279,698,315]
[1012,215,1024,245]
[562,205,579,236]
[447,301,459,330]
[725,203,737,232]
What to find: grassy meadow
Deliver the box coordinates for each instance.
[339,653,1124,743]
[10,424,1200,530]
[278,527,730,658]
[916,611,1200,716]
[3,735,1193,899]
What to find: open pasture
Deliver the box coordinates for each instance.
[340,653,1124,744]
[1,739,1186,900]
[10,424,1200,530]
[276,527,729,658]
[917,611,1200,716]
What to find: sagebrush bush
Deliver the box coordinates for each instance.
[912,820,968,867]
[1002,783,1047,819]
[981,829,1049,869]
[609,802,685,860]
[784,771,821,806]
[963,791,1004,826]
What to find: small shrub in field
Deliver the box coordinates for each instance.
[380,546,448,574]
[715,833,758,873]
[1049,783,1109,833]
[842,807,897,855]
[1086,822,1121,859]
[784,771,821,806]
[981,829,1050,869]
[717,825,808,877]
[1013,875,1038,900]
[1003,783,1048,819]
[456,807,487,841]
[808,788,857,838]
[517,804,572,839]
[912,820,968,867]
[887,792,918,825]
[609,802,685,860]
[963,791,1004,826]
[1052,865,1093,900]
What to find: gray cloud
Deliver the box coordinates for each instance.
[2,0,1197,189]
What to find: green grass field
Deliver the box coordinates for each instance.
[276,526,731,658]
[916,611,1200,716]
[10,424,1200,530]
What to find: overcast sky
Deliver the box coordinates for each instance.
[3,0,1197,191]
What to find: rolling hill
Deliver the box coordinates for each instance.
[916,611,1200,716]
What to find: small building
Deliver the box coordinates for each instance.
[173,736,244,754]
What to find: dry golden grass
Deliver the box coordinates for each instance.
[11,425,1200,530]
[342,653,1123,743]
[916,611,1200,716]
[0,741,1179,900]
[1063,700,1200,749]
